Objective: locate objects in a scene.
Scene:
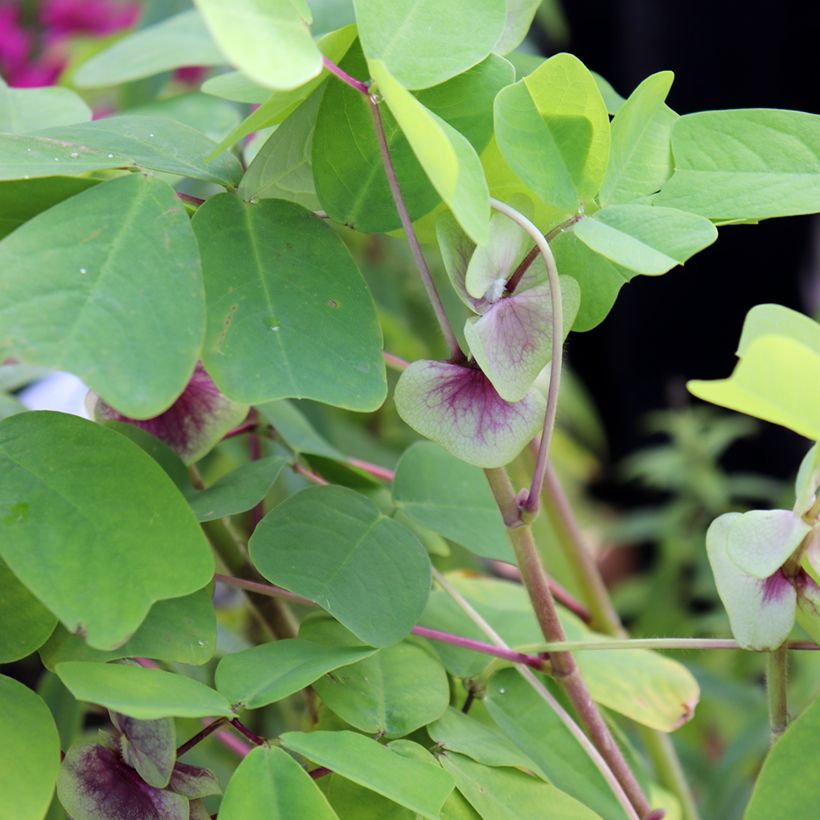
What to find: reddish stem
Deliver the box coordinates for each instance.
[347,457,395,482]
[322,56,370,94]
[383,351,409,371]
[176,718,228,758]
[230,718,265,747]
[309,766,333,780]
[221,420,258,440]
[411,625,545,668]
[293,462,329,485]
[177,192,205,207]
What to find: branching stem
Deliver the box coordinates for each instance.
[766,644,789,744]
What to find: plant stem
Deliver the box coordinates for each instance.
[383,351,410,371]
[537,638,819,651]
[293,462,329,485]
[322,55,370,94]
[347,457,395,481]
[368,94,463,361]
[539,461,701,820]
[484,467,651,818]
[505,215,582,295]
[411,625,545,668]
[230,718,266,747]
[766,645,789,744]
[176,718,228,757]
[432,568,639,820]
[488,198,562,517]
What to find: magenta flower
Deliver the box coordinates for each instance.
[0,2,32,84]
[89,364,248,464]
[40,0,140,36]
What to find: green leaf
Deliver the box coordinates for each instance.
[215,638,375,709]
[354,0,506,89]
[249,485,430,647]
[688,336,820,440]
[655,109,820,220]
[591,71,626,115]
[238,88,323,210]
[371,60,490,243]
[392,441,513,562]
[219,745,338,819]
[111,712,175,789]
[40,588,216,668]
[202,71,269,104]
[55,662,234,720]
[571,204,717,274]
[484,670,624,819]
[215,24,356,154]
[0,556,57,663]
[188,456,286,522]
[427,707,538,770]
[280,730,454,818]
[0,174,204,418]
[494,52,610,214]
[73,10,227,88]
[493,0,542,54]
[0,413,213,650]
[0,177,98,240]
[192,195,386,410]
[302,617,449,737]
[322,774,416,819]
[194,0,322,90]
[0,675,61,820]
[0,76,91,133]
[746,695,820,819]
[705,513,796,650]
[599,71,677,206]
[128,92,243,144]
[256,400,344,459]
[551,230,635,331]
[440,752,598,819]
[794,443,820,516]
[394,360,546,468]
[737,303,820,357]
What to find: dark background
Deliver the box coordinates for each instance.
[544,0,819,474]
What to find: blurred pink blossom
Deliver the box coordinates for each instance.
[40,0,140,36]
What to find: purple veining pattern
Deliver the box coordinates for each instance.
[760,568,792,605]
[57,743,188,820]
[394,360,545,468]
[92,363,247,463]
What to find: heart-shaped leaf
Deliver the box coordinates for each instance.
[706,513,797,649]
[464,278,580,402]
[0,412,213,650]
[111,712,175,789]
[249,485,430,647]
[394,360,545,467]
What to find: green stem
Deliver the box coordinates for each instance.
[485,468,652,818]
[766,645,789,744]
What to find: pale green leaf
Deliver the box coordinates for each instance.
[256,400,344,459]
[194,0,322,90]
[55,662,234,720]
[354,0,506,89]
[440,752,599,819]
[392,441,513,562]
[0,76,91,133]
[219,745,339,819]
[249,485,430,647]
[202,71,269,104]
[737,303,820,358]
[0,174,204,418]
[192,195,386,410]
[0,676,61,820]
[215,638,375,709]
[599,71,677,206]
[493,0,542,55]
[0,413,213,650]
[572,204,717,275]
[371,60,490,243]
[494,52,610,213]
[73,10,227,88]
[280,730,454,818]
[655,109,820,220]
[745,695,820,819]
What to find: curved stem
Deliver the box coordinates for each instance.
[766,645,789,744]
[368,95,462,360]
[322,56,370,95]
[431,568,639,820]
[489,198,562,517]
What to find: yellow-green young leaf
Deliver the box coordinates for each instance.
[280,730,454,818]
[370,60,490,244]
[73,10,227,88]
[354,0,506,89]
[55,662,234,720]
[0,76,91,133]
[794,443,820,516]
[494,53,610,214]
[194,0,322,90]
[655,109,820,220]
[599,71,677,206]
[0,676,61,820]
[213,24,356,154]
[439,752,598,820]
[737,303,820,358]
[219,746,339,819]
[0,413,214,651]
[493,0,542,55]
[746,696,820,819]
[688,336,820,440]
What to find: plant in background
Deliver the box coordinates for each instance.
[0,2,818,819]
